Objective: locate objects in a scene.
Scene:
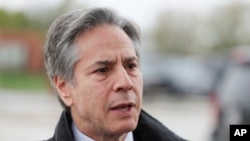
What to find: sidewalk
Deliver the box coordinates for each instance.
[0,89,61,141]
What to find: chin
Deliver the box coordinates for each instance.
[114,118,138,134]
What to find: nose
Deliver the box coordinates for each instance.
[113,67,133,92]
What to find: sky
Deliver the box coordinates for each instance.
[0,0,248,31]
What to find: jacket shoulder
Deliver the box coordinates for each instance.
[133,110,187,141]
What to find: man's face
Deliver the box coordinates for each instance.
[68,25,143,137]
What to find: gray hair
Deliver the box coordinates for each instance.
[44,7,141,109]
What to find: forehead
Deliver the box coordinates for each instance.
[77,25,136,52]
[75,25,138,66]
[77,24,133,46]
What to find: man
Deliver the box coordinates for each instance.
[44,7,187,141]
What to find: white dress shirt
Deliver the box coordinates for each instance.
[72,122,134,141]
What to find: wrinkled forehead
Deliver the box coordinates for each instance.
[75,24,140,58]
[76,25,136,53]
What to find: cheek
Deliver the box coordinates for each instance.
[134,74,143,93]
[73,86,102,118]
[79,82,108,107]
[135,75,143,105]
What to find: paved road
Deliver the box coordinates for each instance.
[0,89,214,141]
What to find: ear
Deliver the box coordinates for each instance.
[53,76,73,107]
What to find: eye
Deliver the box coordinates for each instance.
[127,63,137,70]
[95,67,109,73]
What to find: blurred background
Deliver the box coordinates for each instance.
[1,0,250,141]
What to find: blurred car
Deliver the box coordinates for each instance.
[141,52,214,96]
[160,57,214,95]
[140,52,167,95]
[209,46,250,141]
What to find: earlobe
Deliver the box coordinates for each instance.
[53,76,73,107]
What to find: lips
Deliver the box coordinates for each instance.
[111,102,135,112]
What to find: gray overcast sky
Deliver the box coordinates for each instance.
[0,0,248,31]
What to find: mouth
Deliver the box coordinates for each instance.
[111,103,135,112]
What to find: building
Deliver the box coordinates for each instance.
[0,30,44,73]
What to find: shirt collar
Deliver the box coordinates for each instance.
[72,122,134,141]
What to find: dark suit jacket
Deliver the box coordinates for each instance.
[46,109,187,141]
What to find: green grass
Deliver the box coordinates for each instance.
[0,72,49,90]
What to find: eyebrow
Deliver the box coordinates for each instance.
[123,56,139,64]
[88,56,139,70]
[88,59,117,70]
[95,56,138,66]
[95,59,117,66]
